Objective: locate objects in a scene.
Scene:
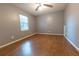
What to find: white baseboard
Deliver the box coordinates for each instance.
[0,33,63,49]
[37,33,64,36]
[64,35,79,51]
[0,33,36,48]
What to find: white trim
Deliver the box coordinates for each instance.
[0,33,36,48]
[0,33,63,49]
[37,33,64,35]
[64,35,79,51]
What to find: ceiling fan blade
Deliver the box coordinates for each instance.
[35,5,41,11]
[44,4,53,8]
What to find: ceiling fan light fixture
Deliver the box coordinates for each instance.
[35,3,53,11]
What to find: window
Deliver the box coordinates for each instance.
[19,15,29,31]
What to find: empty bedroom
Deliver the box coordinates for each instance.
[0,3,79,56]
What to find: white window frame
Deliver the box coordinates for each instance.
[19,14,29,31]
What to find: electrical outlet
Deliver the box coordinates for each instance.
[11,36,14,39]
[48,31,51,32]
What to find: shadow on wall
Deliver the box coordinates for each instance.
[66,14,77,47]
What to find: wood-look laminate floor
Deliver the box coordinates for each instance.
[0,34,79,56]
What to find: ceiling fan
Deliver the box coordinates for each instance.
[35,3,53,11]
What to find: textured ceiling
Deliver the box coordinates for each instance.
[13,3,67,16]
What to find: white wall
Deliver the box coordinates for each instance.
[36,11,64,34]
[0,4,36,46]
[64,3,79,48]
